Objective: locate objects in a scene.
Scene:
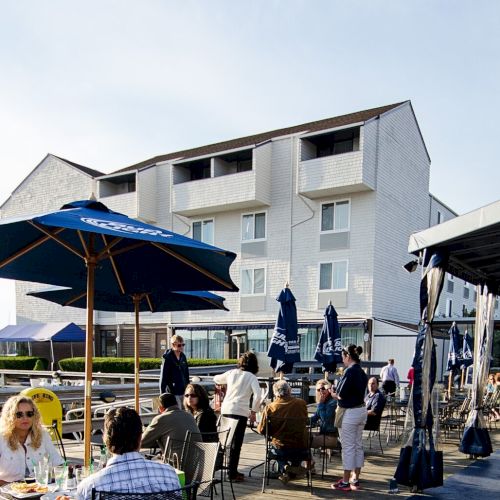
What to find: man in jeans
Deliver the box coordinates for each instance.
[159,335,190,408]
[257,380,309,484]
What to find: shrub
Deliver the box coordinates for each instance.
[0,356,49,370]
[33,359,46,371]
[58,357,237,373]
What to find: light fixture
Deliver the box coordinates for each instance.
[403,259,419,273]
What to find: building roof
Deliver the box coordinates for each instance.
[113,101,407,173]
[52,155,104,178]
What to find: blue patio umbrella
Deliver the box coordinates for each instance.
[0,199,238,465]
[267,285,300,374]
[314,303,343,374]
[394,251,446,491]
[28,286,228,410]
[461,330,473,369]
[447,322,462,372]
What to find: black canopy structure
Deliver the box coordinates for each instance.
[407,199,500,464]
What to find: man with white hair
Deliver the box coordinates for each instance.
[257,380,309,483]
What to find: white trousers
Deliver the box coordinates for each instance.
[338,406,367,471]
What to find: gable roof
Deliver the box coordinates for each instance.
[113,101,407,174]
[52,155,104,177]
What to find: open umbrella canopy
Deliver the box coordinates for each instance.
[0,199,238,465]
[0,200,238,293]
[267,286,300,374]
[28,286,229,312]
[314,303,342,373]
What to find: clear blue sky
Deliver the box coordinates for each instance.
[0,0,499,326]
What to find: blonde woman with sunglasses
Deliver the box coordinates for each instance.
[0,395,62,484]
[310,380,338,449]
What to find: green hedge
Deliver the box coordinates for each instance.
[58,357,237,373]
[0,356,49,370]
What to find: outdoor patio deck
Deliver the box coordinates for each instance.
[62,423,499,499]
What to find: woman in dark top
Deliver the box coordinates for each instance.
[183,383,217,440]
[330,345,368,491]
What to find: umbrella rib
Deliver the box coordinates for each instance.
[0,227,66,269]
[150,242,233,290]
[29,222,85,259]
[77,230,90,259]
[145,293,154,313]
[100,234,126,295]
[106,241,149,258]
[63,291,87,307]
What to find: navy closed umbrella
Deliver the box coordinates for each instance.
[394,251,446,491]
[314,303,343,374]
[446,322,461,394]
[0,199,238,465]
[268,285,300,374]
[461,330,473,369]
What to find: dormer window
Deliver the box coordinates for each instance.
[99,172,136,197]
[301,126,360,161]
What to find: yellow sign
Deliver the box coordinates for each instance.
[21,387,63,441]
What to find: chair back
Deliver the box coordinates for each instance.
[182,440,221,497]
[364,396,386,431]
[265,414,310,449]
[162,430,192,466]
[91,482,199,500]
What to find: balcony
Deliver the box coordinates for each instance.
[172,170,270,217]
[298,150,374,199]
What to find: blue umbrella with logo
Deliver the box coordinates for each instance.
[0,199,238,465]
[446,322,462,394]
[461,330,473,369]
[314,302,343,374]
[268,284,300,374]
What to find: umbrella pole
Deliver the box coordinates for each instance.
[84,256,96,468]
[134,295,141,413]
[448,371,453,398]
[324,371,329,381]
[461,368,465,388]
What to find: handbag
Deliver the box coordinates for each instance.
[334,407,346,429]
[171,453,185,488]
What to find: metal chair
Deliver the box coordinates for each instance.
[91,482,199,500]
[44,422,66,462]
[364,397,386,454]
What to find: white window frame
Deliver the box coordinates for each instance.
[192,218,215,245]
[240,266,267,296]
[241,211,267,242]
[320,199,351,234]
[318,260,349,291]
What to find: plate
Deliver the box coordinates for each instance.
[0,484,56,499]
[40,491,73,500]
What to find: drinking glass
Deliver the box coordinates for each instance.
[75,466,90,484]
[53,465,66,489]
[33,465,49,487]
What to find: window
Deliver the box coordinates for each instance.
[446,298,453,317]
[446,274,454,294]
[321,200,350,232]
[242,212,266,241]
[437,211,443,224]
[100,330,117,357]
[319,261,348,290]
[241,268,266,295]
[463,283,470,300]
[192,219,214,245]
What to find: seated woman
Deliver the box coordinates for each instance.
[310,379,338,449]
[184,383,218,441]
[0,394,63,485]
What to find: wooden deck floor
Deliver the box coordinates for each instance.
[63,425,499,499]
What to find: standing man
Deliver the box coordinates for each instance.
[379,358,400,395]
[160,334,189,408]
[76,407,179,499]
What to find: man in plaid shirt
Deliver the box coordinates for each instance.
[77,407,180,500]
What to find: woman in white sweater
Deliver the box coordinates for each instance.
[213,351,262,482]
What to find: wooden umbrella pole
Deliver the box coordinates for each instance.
[448,371,453,398]
[324,371,329,381]
[83,256,96,468]
[461,368,465,388]
[133,295,141,413]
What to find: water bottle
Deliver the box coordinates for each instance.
[64,465,77,490]
[99,446,108,469]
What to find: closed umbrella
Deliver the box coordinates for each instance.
[28,286,228,410]
[460,329,473,387]
[459,285,494,457]
[267,284,300,374]
[394,251,445,491]
[446,322,461,395]
[0,199,238,465]
[314,303,343,376]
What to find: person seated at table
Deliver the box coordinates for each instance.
[0,394,63,485]
[310,379,338,449]
[77,407,180,499]
[257,380,309,484]
[141,392,199,455]
[183,383,217,441]
[364,377,386,430]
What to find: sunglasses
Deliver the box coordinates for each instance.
[184,394,198,398]
[317,387,329,391]
[16,411,35,419]
[175,343,186,347]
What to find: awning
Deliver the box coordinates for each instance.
[408,199,500,293]
[0,322,85,342]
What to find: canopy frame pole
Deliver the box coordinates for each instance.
[50,339,55,371]
[83,239,96,468]
[133,294,142,413]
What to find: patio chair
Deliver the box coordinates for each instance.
[364,398,386,454]
[91,482,199,500]
[261,415,313,494]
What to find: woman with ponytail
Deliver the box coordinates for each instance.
[330,345,368,491]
